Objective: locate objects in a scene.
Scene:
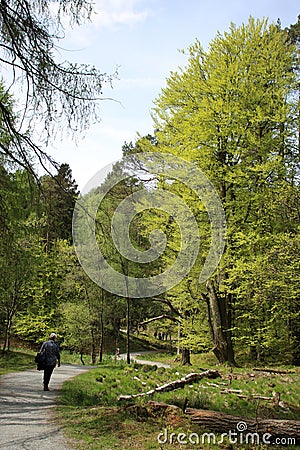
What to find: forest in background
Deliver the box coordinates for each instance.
[0,15,299,368]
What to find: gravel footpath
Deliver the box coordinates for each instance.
[126,352,170,368]
[0,353,168,449]
[0,364,93,450]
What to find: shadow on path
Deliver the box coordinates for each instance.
[0,364,94,449]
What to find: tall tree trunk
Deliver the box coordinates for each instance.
[292,328,300,366]
[3,312,13,352]
[126,295,131,364]
[122,260,130,364]
[177,322,181,356]
[206,279,236,365]
[85,287,97,364]
[91,325,96,364]
[99,288,104,363]
[2,295,17,353]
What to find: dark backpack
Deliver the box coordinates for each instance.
[35,350,46,370]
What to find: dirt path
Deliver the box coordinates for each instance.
[0,364,93,450]
[125,351,171,368]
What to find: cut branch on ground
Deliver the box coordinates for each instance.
[118,369,221,400]
[252,368,296,374]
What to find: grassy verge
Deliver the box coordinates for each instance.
[136,350,220,367]
[57,355,300,449]
[0,348,36,375]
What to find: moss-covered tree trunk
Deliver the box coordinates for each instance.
[181,348,191,365]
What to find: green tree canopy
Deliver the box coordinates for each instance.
[144,17,299,364]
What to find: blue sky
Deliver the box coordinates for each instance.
[48,0,300,189]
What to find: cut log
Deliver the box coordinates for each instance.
[185,408,300,439]
[253,368,296,374]
[118,369,221,401]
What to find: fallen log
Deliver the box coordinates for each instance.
[185,408,300,439]
[219,392,296,412]
[234,394,275,401]
[220,390,278,401]
[118,369,221,401]
[220,388,243,394]
[253,368,296,374]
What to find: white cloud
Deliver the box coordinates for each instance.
[118,77,163,89]
[92,0,150,28]
[52,0,152,50]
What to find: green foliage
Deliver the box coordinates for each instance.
[1,16,299,368]
[226,232,300,362]
[0,168,41,350]
[0,164,80,349]
[144,17,300,364]
[40,163,79,246]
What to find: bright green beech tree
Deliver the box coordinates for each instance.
[146,17,299,364]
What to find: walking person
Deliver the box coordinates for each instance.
[40,332,60,391]
[115,347,120,360]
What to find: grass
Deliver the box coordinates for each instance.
[1,346,299,448]
[136,350,220,367]
[0,347,36,375]
[0,346,95,375]
[56,355,300,449]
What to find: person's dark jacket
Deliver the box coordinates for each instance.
[40,339,60,366]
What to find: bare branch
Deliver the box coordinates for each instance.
[0,0,117,171]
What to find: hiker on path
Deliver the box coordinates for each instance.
[40,332,60,391]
